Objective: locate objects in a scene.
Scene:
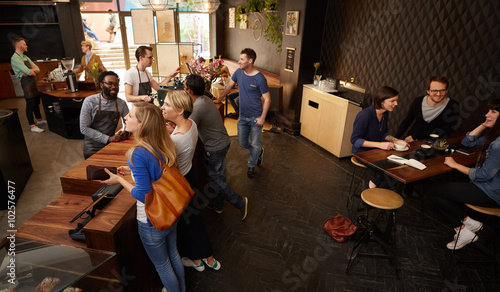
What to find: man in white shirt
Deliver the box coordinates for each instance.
[123,45,180,107]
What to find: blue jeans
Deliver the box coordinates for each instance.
[237,116,263,168]
[138,221,185,292]
[204,144,245,210]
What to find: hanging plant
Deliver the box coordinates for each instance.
[236,5,247,23]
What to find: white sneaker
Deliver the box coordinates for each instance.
[462,217,483,233]
[181,257,205,271]
[30,125,44,133]
[446,226,478,250]
[36,119,47,125]
[162,287,167,292]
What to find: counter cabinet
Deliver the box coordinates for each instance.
[300,86,361,158]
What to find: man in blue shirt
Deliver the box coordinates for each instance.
[216,48,271,177]
[11,37,46,133]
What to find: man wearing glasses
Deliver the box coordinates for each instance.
[80,71,129,159]
[396,75,460,142]
[124,45,180,106]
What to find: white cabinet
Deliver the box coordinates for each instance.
[300,85,361,158]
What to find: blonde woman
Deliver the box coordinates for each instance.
[73,40,106,81]
[161,90,221,272]
[102,102,185,292]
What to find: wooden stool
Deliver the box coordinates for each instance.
[446,204,500,283]
[346,157,368,218]
[346,188,404,276]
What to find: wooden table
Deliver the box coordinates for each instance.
[353,134,479,185]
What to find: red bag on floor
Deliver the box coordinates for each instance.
[322,214,357,242]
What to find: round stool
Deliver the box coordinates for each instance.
[346,188,404,276]
[346,157,368,217]
[465,204,500,216]
[361,188,404,210]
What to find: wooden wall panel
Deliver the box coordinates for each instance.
[131,9,155,45]
[156,44,179,77]
[156,10,175,43]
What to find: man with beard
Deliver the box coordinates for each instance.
[396,75,460,141]
[80,71,129,159]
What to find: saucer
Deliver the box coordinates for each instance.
[394,146,409,152]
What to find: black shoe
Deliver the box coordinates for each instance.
[247,167,255,178]
[240,197,248,221]
[227,112,239,119]
[257,148,264,166]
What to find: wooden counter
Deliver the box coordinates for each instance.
[300,85,361,158]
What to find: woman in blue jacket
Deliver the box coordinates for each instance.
[103,103,185,292]
[427,99,500,250]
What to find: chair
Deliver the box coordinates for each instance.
[346,157,368,218]
[346,188,404,276]
[445,204,500,283]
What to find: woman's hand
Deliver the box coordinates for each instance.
[379,142,395,150]
[165,121,175,134]
[101,168,123,185]
[117,166,131,176]
[444,157,460,169]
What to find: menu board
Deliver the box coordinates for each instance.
[285,47,295,72]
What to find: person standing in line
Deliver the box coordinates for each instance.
[10,37,47,133]
[124,45,180,107]
[215,48,270,178]
[80,71,128,159]
[105,9,116,43]
[102,102,186,292]
[160,90,221,272]
[185,74,248,220]
[73,40,106,81]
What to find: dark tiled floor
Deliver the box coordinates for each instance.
[1,97,498,291]
[186,132,499,292]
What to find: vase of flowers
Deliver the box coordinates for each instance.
[188,57,225,92]
[85,62,105,90]
[313,62,320,85]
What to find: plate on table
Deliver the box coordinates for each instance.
[394,146,409,152]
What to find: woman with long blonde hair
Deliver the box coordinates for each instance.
[161,90,221,272]
[103,102,185,292]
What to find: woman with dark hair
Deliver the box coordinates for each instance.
[351,86,408,188]
[101,103,185,292]
[427,99,500,250]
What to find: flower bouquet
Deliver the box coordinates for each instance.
[85,62,105,90]
[188,58,225,91]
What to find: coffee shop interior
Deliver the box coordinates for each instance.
[0,0,499,291]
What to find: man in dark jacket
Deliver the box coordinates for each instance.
[396,75,460,142]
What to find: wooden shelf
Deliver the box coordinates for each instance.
[0,22,58,26]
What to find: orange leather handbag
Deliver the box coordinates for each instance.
[145,160,194,231]
[322,214,358,243]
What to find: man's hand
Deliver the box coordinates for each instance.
[108,134,123,143]
[33,67,40,74]
[379,142,395,150]
[404,136,414,143]
[213,99,222,104]
[255,116,265,126]
[167,66,181,80]
[117,130,129,140]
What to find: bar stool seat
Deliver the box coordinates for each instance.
[465,204,500,216]
[346,188,404,276]
[361,188,404,210]
[351,156,366,168]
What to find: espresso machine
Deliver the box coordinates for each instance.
[61,58,78,93]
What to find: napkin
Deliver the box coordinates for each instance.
[387,155,427,170]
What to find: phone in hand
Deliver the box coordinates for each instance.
[456,148,474,155]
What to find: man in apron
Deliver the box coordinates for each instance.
[10,37,47,133]
[80,71,129,159]
[123,45,180,108]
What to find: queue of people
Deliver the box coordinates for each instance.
[350,76,499,251]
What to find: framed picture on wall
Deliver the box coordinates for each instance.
[285,47,295,72]
[285,11,299,36]
[229,7,235,28]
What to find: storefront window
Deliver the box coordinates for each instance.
[179,13,210,59]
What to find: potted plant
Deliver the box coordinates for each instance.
[264,0,278,12]
[236,5,247,23]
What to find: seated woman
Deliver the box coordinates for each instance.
[427,98,500,250]
[351,86,408,188]
[73,40,106,81]
[161,90,221,272]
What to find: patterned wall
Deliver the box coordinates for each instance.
[320,0,500,132]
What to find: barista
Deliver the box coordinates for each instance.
[123,46,180,105]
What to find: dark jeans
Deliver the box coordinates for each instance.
[204,144,244,210]
[25,95,42,125]
[426,182,499,228]
[228,92,239,113]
